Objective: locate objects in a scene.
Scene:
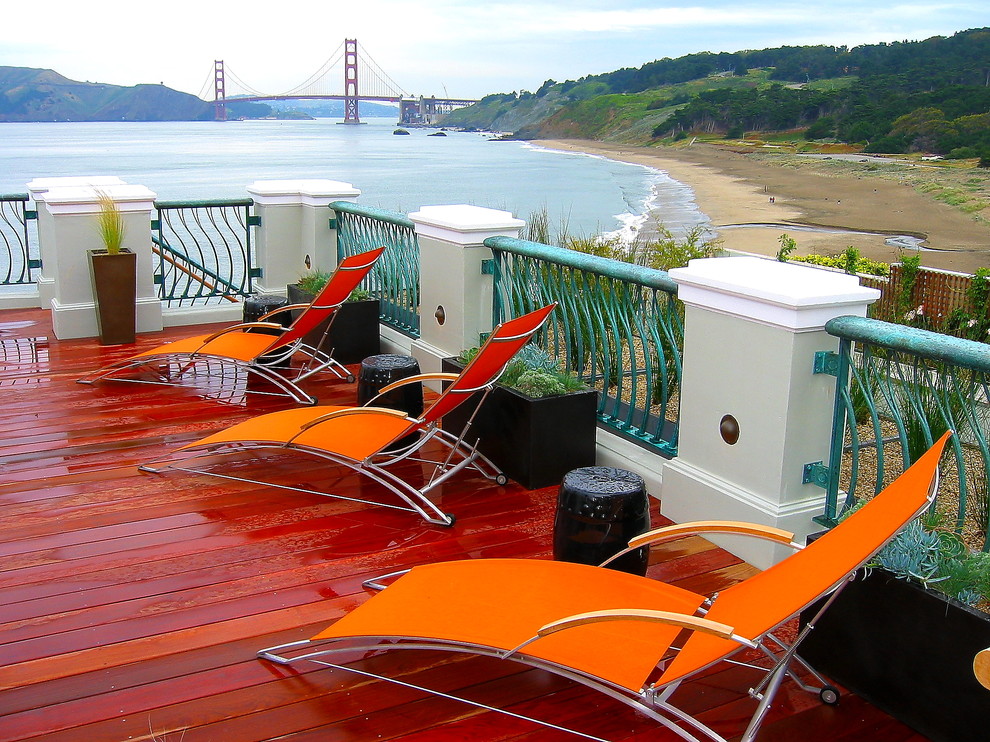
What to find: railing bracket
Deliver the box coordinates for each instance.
[247,215,261,227]
[813,351,840,376]
[803,461,830,489]
[328,218,337,230]
[480,259,495,275]
[24,210,38,220]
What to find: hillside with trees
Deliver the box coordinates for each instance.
[445,27,990,158]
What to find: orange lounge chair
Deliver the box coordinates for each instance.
[78,247,385,404]
[257,431,951,742]
[140,304,558,526]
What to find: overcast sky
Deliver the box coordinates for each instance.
[1,1,986,101]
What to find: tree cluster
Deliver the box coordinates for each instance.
[651,28,990,155]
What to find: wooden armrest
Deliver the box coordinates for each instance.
[259,303,307,319]
[299,406,409,431]
[377,372,461,395]
[504,608,757,659]
[627,521,798,550]
[538,609,738,641]
[201,322,284,343]
[976,647,990,690]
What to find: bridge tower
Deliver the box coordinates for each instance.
[342,38,362,125]
[213,60,227,121]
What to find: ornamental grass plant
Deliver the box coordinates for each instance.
[95,190,125,255]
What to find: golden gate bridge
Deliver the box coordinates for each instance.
[200,39,477,125]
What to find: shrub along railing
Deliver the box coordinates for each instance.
[331,201,420,337]
[819,315,990,550]
[0,194,39,286]
[485,236,683,456]
[152,199,258,307]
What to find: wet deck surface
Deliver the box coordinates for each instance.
[0,308,929,741]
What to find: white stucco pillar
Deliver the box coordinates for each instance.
[41,183,163,340]
[408,205,525,376]
[246,179,360,295]
[27,176,127,308]
[664,257,879,568]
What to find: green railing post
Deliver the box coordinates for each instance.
[816,340,852,527]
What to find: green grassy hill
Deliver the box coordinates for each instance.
[443,28,990,157]
[0,66,216,122]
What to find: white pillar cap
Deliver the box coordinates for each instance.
[28,176,127,201]
[247,179,361,207]
[42,184,157,215]
[409,204,524,244]
[670,256,880,331]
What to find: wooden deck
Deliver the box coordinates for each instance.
[0,308,929,742]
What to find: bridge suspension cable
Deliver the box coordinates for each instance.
[280,41,346,97]
[354,42,410,99]
[197,67,216,101]
[221,65,267,98]
[208,40,412,101]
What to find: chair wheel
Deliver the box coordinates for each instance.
[819,686,840,705]
[345,373,356,384]
[495,474,509,486]
[443,514,456,527]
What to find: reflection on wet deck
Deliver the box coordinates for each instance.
[0,307,928,742]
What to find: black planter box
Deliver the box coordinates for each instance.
[286,284,380,365]
[441,357,598,489]
[799,569,990,742]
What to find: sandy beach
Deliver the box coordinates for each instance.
[533,139,990,275]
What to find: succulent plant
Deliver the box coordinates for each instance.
[457,342,587,399]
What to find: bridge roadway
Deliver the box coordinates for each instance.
[220,94,477,124]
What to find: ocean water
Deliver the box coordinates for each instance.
[0,118,706,240]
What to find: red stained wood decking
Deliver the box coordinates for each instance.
[0,309,928,741]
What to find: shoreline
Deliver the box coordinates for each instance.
[532,139,990,275]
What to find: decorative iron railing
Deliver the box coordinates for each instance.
[152,199,258,306]
[331,201,420,337]
[486,236,683,456]
[0,194,39,286]
[820,315,990,549]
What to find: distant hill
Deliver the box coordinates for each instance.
[0,66,265,122]
[443,27,990,157]
[266,98,400,119]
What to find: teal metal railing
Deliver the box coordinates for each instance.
[331,201,420,337]
[152,199,258,306]
[820,315,990,549]
[0,194,39,286]
[486,236,683,456]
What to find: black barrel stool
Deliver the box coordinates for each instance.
[357,354,424,450]
[242,294,293,368]
[553,466,651,575]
